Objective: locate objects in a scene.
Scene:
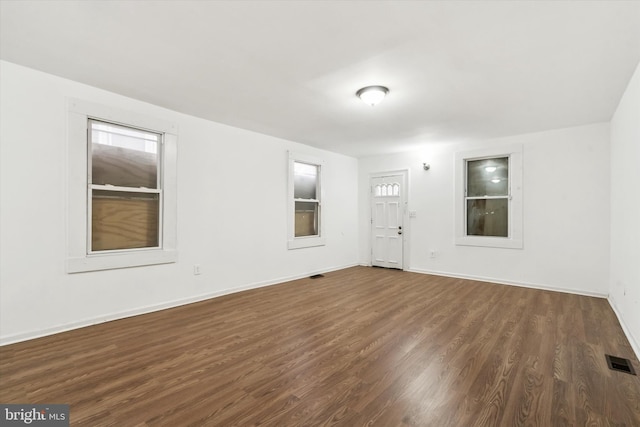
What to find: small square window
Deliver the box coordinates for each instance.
[91,121,159,188]
[466,198,508,237]
[466,157,509,197]
[294,201,319,237]
[91,190,160,251]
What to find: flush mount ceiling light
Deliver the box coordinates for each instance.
[356,85,389,106]
[485,166,497,173]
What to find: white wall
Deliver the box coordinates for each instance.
[0,61,359,344]
[359,123,611,296]
[1,58,631,350]
[609,61,640,357]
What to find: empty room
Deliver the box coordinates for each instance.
[1,1,639,426]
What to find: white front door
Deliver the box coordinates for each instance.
[371,174,405,269]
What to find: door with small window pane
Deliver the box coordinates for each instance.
[371,174,404,269]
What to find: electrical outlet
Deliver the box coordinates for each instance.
[193,264,201,275]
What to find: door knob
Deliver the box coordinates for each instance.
[398,230,403,235]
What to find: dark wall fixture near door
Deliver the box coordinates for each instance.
[605,354,636,375]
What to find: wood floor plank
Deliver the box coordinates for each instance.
[1,266,639,426]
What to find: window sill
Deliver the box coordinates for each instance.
[67,249,177,273]
[455,236,523,249]
[287,237,326,250]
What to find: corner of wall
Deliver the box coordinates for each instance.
[608,60,640,361]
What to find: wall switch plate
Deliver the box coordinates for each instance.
[193,264,201,275]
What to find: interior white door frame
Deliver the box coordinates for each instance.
[370,169,409,270]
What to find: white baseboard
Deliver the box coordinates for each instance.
[405,267,609,298]
[607,296,640,361]
[0,263,358,346]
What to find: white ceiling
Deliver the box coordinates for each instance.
[1,1,639,158]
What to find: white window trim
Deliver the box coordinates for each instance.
[455,144,523,249]
[287,151,325,250]
[66,98,178,273]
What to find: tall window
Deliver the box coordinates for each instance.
[455,145,523,249]
[89,120,162,252]
[293,161,320,237]
[67,99,177,273]
[288,152,325,249]
[465,157,509,237]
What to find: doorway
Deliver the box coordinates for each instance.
[370,171,407,269]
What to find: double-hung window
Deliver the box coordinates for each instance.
[294,161,320,238]
[89,120,162,252]
[288,152,325,249]
[455,145,523,249]
[465,156,509,238]
[67,99,177,272]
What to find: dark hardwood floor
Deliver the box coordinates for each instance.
[1,267,639,426]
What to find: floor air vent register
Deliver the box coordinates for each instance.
[605,354,636,375]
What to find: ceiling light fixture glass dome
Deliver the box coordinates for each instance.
[356,85,389,106]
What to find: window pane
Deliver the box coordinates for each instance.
[92,190,159,251]
[467,198,508,237]
[91,120,159,189]
[295,201,318,237]
[294,162,318,199]
[467,157,508,197]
